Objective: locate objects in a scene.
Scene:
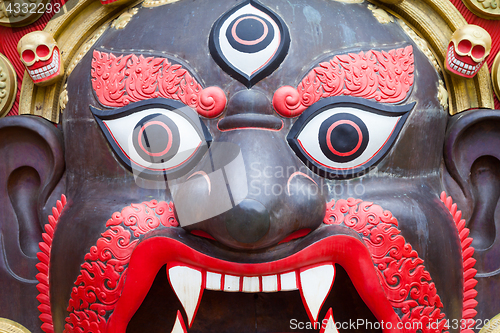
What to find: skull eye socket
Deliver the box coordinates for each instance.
[471,45,486,60]
[22,50,35,63]
[457,39,472,54]
[36,44,50,58]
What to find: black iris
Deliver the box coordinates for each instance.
[132,113,180,164]
[226,14,274,54]
[236,18,264,41]
[318,113,369,163]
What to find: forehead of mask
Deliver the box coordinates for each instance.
[65,0,445,180]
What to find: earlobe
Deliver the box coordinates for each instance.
[0,115,65,329]
[443,109,500,322]
[444,109,500,248]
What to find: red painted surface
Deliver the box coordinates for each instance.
[64,200,178,333]
[440,192,478,333]
[272,46,415,117]
[36,194,67,333]
[324,198,448,333]
[91,51,226,118]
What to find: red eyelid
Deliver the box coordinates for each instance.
[272,45,415,118]
[91,50,227,118]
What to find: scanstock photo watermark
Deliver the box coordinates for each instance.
[290,318,422,331]
[289,318,500,331]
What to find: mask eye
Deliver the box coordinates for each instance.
[91,98,212,180]
[287,96,415,179]
[209,1,290,88]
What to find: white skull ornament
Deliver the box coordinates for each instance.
[17,31,64,86]
[446,24,492,78]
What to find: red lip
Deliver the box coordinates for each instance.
[106,229,402,333]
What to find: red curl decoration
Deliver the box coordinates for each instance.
[197,86,227,118]
[324,198,446,333]
[91,51,227,118]
[64,200,178,333]
[273,46,414,118]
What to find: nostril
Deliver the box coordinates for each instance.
[225,199,270,244]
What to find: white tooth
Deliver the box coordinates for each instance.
[242,277,260,292]
[280,271,297,291]
[320,308,339,333]
[467,71,472,76]
[35,69,39,74]
[223,275,240,292]
[171,310,188,333]
[205,272,221,291]
[299,264,335,322]
[168,265,203,327]
[262,275,278,292]
[42,66,47,71]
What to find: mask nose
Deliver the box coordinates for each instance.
[218,88,282,131]
[223,199,270,244]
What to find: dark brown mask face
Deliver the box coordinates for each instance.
[52,1,466,333]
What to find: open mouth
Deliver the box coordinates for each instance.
[107,227,401,333]
[27,50,60,83]
[446,46,482,77]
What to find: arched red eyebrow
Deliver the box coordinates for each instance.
[273,45,415,118]
[91,50,226,118]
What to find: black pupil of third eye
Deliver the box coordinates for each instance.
[236,18,264,41]
[330,123,359,153]
[141,123,169,154]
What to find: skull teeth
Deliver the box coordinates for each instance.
[28,51,60,82]
[167,263,335,329]
[447,47,481,77]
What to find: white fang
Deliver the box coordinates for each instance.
[299,264,335,322]
[168,266,203,327]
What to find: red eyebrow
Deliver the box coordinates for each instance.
[273,45,415,118]
[91,50,226,118]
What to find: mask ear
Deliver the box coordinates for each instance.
[443,109,500,322]
[0,115,64,331]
